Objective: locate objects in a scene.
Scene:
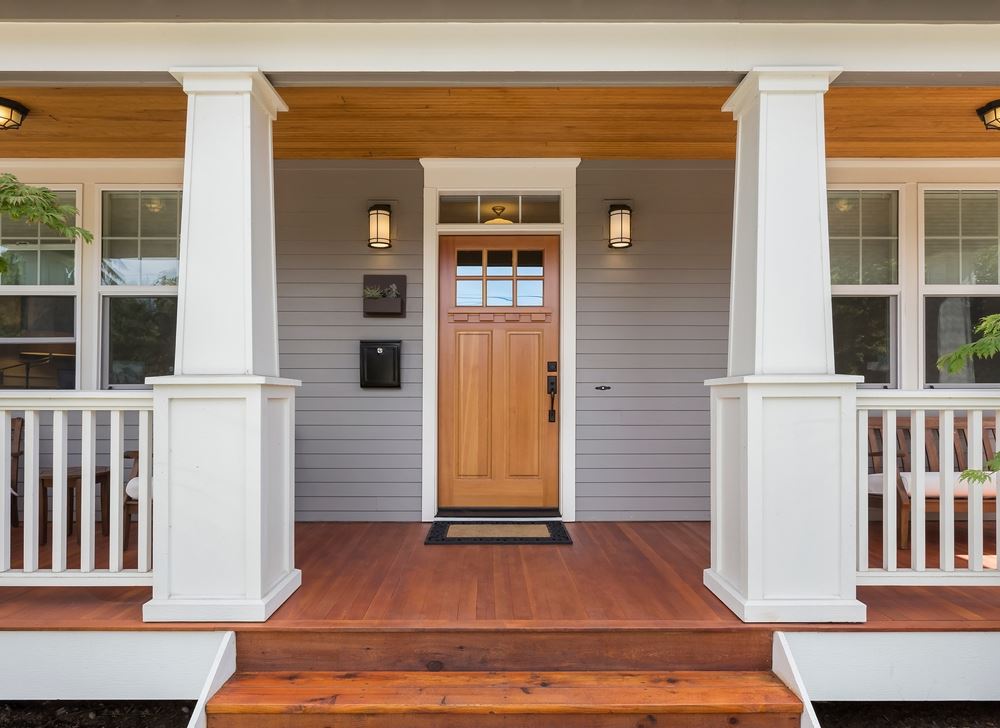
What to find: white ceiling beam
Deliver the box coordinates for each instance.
[3,23,1000,74]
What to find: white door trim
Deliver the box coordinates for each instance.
[420,158,580,522]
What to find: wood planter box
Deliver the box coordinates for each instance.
[363,297,404,315]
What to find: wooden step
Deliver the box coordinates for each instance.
[207,670,801,727]
[235,627,773,672]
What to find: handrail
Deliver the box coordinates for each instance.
[857,389,1000,410]
[0,391,153,411]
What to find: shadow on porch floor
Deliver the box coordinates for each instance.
[1,521,1000,629]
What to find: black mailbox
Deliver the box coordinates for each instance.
[360,340,401,388]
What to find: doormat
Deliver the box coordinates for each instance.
[425,521,572,545]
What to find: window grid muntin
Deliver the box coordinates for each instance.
[455,248,545,307]
[923,189,1000,286]
[101,190,182,287]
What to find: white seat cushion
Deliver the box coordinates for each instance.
[125,477,143,501]
[868,473,885,495]
[897,471,997,499]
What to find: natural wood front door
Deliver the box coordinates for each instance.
[438,235,560,509]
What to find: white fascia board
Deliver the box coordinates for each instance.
[4,23,1000,74]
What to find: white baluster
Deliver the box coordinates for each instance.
[968,410,984,571]
[22,411,39,573]
[857,408,869,572]
[0,412,9,573]
[940,410,956,572]
[109,410,124,572]
[137,409,153,573]
[911,409,926,572]
[80,410,96,573]
[51,410,68,572]
[883,409,897,571]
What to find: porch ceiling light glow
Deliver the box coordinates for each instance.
[368,204,391,249]
[978,100,1000,130]
[0,97,29,130]
[608,204,632,249]
[484,205,513,225]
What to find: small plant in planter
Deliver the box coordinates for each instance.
[0,174,92,275]
[937,313,1000,484]
[361,276,406,317]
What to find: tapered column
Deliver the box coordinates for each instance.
[143,68,301,622]
[704,67,867,623]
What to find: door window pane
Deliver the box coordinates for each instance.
[486,250,513,276]
[0,191,77,286]
[517,250,544,276]
[456,250,482,276]
[832,296,894,385]
[102,191,181,286]
[106,296,177,386]
[925,296,1000,385]
[456,280,482,307]
[486,280,514,306]
[924,190,1000,285]
[516,279,544,306]
[827,191,898,284]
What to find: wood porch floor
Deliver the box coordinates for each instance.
[1,521,1000,631]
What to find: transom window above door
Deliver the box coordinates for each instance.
[455,249,545,307]
[439,194,561,225]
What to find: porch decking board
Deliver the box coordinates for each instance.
[2,521,1000,631]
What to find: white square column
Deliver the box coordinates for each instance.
[143,68,301,622]
[703,67,867,623]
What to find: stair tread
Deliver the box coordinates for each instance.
[208,670,802,715]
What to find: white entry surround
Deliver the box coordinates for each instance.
[703,68,867,622]
[143,68,301,621]
[421,159,579,521]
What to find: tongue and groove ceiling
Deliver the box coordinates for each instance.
[0,86,997,159]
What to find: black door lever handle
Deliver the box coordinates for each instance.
[547,375,557,422]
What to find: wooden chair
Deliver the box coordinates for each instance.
[38,464,112,546]
[8,416,23,528]
[868,416,998,549]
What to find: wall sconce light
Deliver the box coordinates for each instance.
[608,204,632,249]
[368,204,392,249]
[977,100,1000,130]
[0,98,29,130]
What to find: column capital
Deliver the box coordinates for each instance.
[170,66,288,119]
[723,66,842,116]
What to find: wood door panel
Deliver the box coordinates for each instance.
[439,235,560,509]
[506,331,542,478]
[455,332,492,478]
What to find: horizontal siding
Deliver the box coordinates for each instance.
[575,160,733,521]
[275,160,424,521]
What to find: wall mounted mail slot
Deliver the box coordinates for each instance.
[360,340,401,388]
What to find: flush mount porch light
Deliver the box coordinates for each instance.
[0,97,29,130]
[608,204,632,249]
[368,204,392,249]
[978,100,1000,130]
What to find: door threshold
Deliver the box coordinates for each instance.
[435,508,562,520]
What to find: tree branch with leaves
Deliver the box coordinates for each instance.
[936,313,1000,484]
[0,173,92,275]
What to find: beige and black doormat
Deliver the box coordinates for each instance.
[425,521,572,545]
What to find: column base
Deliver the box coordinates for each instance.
[143,568,302,622]
[705,568,866,623]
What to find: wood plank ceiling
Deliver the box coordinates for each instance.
[0,86,997,159]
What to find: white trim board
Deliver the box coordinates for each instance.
[8,23,1000,74]
[420,158,580,522]
[778,631,1000,702]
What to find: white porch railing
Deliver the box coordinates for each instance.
[0,392,154,586]
[857,390,1000,585]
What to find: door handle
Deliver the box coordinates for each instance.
[547,375,557,423]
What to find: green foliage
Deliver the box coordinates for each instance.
[362,285,385,299]
[936,313,1000,375]
[938,313,1000,484]
[0,173,93,275]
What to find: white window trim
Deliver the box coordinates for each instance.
[95,183,182,389]
[421,158,579,522]
[827,160,1000,390]
[0,160,184,390]
[917,182,1000,388]
[828,183,905,389]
